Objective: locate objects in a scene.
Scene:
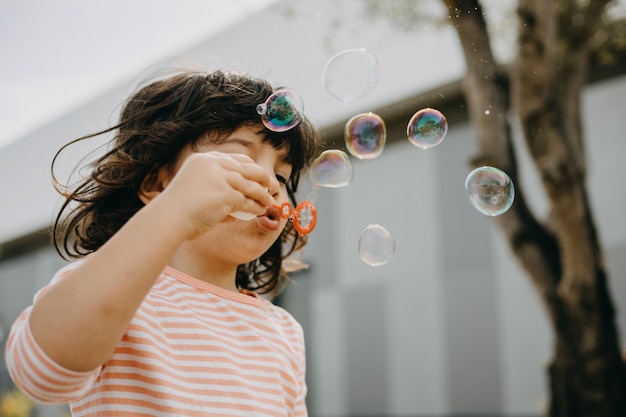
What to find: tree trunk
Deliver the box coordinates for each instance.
[443,0,626,415]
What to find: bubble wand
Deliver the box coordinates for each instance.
[274,201,318,236]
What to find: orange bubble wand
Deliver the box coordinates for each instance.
[274,201,318,236]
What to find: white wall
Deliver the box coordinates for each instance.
[0,0,465,246]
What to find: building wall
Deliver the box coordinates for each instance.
[280,73,626,416]
[0,245,69,417]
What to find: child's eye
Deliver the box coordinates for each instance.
[276,174,288,185]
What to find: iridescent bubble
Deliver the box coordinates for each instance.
[322,49,381,102]
[256,89,304,132]
[358,224,395,266]
[344,112,386,160]
[465,166,515,216]
[407,108,448,149]
[309,150,353,188]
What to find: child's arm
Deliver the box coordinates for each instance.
[5,298,101,403]
[9,151,276,375]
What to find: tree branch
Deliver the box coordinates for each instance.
[442,0,562,315]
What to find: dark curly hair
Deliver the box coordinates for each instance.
[51,69,320,298]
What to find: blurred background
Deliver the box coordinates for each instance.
[1,0,625,416]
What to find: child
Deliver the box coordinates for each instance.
[5,69,320,416]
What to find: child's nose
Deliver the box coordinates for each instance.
[268,174,281,199]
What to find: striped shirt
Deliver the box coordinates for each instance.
[5,262,307,416]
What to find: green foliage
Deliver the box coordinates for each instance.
[0,390,33,417]
[363,0,447,30]
[0,390,70,417]
[362,0,626,71]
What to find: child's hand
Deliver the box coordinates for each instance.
[152,151,277,240]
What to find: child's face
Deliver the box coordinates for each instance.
[178,125,293,267]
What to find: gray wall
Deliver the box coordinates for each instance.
[281,73,626,416]
[0,246,69,417]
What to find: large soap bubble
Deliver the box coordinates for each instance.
[344,112,386,160]
[465,166,515,216]
[309,149,354,188]
[257,89,304,132]
[322,49,381,102]
[407,108,448,149]
[358,224,395,266]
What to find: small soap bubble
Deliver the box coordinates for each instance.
[230,211,257,221]
[309,149,354,188]
[322,48,381,102]
[358,224,395,266]
[344,112,386,160]
[407,108,448,149]
[305,185,320,202]
[465,166,515,216]
[258,89,304,132]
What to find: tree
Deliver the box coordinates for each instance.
[365,0,626,415]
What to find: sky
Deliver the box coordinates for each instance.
[0,0,277,150]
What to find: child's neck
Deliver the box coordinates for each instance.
[168,255,238,292]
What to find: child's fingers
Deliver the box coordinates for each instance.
[194,152,274,209]
[220,153,272,188]
[211,153,276,208]
[176,151,277,223]
[226,172,276,209]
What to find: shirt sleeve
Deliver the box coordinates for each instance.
[4,261,101,403]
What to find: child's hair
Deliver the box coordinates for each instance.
[51,69,320,297]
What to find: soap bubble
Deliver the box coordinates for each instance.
[465,166,515,216]
[230,211,257,221]
[322,49,381,102]
[256,89,304,132]
[344,112,386,159]
[309,149,354,188]
[303,185,320,204]
[358,224,395,266]
[407,108,448,149]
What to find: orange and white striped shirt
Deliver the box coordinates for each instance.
[5,262,307,416]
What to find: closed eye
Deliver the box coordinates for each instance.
[276,174,288,185]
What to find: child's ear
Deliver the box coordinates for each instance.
[138,168,169,204]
